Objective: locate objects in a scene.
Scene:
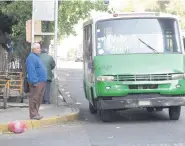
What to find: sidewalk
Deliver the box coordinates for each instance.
[0,103,79,133]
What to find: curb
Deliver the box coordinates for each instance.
[0,108,79,134]
[58,85,76,104]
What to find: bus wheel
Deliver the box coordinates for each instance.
[89,102,97,114]
[146,107,154,112]
[169,106,181,120]
[155,107,163,111]
[100,110,114,122]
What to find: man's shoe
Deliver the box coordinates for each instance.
[31,115,43,120]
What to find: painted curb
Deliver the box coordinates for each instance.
[0,108,79,133]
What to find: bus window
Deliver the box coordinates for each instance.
[96,18,181,55]
[83,25,92,60]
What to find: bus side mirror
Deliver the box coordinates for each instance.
[183,37,185,50]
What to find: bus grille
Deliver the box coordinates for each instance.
[114,74,172,81]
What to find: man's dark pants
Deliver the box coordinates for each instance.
[29,82,46,118]
[43,80,51,104]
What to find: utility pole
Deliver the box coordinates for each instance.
[54,0,58,78]
[31,0,59,79]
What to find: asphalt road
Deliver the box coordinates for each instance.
[1,61,185,146]
[57,62,185,146]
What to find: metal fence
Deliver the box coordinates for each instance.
[0,45,24,108]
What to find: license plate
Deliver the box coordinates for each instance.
[139,101,151,106]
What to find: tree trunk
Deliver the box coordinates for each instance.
[0,45,8,71]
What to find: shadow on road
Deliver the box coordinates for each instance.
[79,107,177,124]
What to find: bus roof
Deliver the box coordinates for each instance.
[83,12,179,27]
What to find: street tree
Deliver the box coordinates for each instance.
[0,0,108,68]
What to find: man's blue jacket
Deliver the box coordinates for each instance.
[26,52,47,85]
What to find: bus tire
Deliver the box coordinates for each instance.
[146,107,154,112]
[156,107,163,111]
[169,106,181,120]
[89,102,97,114]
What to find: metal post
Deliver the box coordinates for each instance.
[31,0,35,45]
[54,0,58,79]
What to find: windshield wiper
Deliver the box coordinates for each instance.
[138,38,159,53]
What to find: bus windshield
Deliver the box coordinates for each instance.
[96,18,181,55]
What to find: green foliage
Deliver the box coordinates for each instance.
[146,0,170,12]
[0,2,17,50]
[144,0,185,29]
[0,12,16,34]
[41,0,108,48]
[120,0,185,29]
[122,0,135,12]
[58,0,108,36]
[0,0,107,62]
[1,1,32,59]
[166,0,185,29]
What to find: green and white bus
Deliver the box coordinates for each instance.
[83,12,185,122]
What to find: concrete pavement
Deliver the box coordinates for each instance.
[0,69,80,133]
[0,61,80,134]
[0,103,79,133]
[0,123,91,146]
[1,122,185,146]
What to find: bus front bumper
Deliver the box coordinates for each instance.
[96,96,185,110]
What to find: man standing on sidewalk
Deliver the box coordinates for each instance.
[26,43,47,120]
[40,48,55,104]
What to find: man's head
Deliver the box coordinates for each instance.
[31,43,41,54]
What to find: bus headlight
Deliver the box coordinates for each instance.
[172,74,185,80]
[96,76,115,82]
